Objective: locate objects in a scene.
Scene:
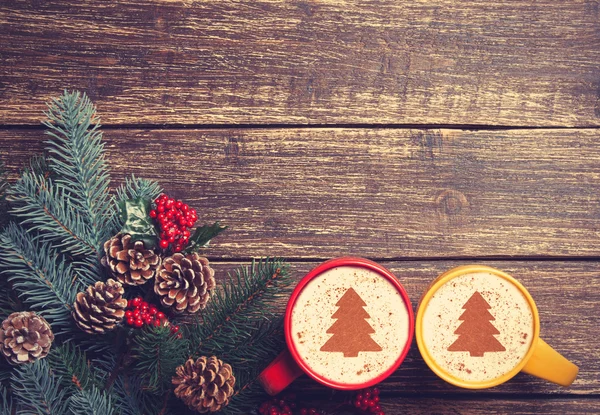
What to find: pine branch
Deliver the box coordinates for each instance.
[47,343,106,393]
[0,223,80,329]
[67,387,115,415]
[0,161,9,230]
[43,90,113,254]
[8,171,97,257]
[189,258,292,357]
[130,326,189,393]
[112,374,163,415]
[0,384,14,415]
[11,359,69,415]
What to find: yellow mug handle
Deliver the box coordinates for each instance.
[522,338,579,387]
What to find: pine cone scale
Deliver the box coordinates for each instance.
[0,312,54,365]
[73,279,127,335]
[173,356,235,413]
[103,234,161,286]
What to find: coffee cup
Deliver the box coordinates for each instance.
[416,265,578,389]
[258,257,414,395]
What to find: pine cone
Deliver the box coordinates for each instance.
[0,311,54,365]
[154,253,216,313]
[72,279,128,334]
[173,356,236,413]
[102,233,161,286]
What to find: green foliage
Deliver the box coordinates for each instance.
[43,90,113,254]
[108,175,162,235]
[47,343,105,393]
[112,374,163,415]
[130,326,189,393]
[0,161,9,230]
[183,221,228,254]
[118,197,159,249]
[186,258,293,413]
[0,384,14,415]
[68,387,115,415]
[11,359,69,415]
[0,223,79,330]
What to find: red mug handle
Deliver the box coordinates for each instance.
[258,350,305,396]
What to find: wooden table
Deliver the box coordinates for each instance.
[1,1,599,414]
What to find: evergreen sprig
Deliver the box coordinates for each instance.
[11,359,69,415]
[130,326,189,393]
[43,90,113,255]
[47,343,105,393]
[68,387,115,415]
[0,384,14,415]
[189,258,291,357]
[0,223,79,329]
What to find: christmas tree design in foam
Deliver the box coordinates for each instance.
[320,287,382,357]
[448,291,506,357]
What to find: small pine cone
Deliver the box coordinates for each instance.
[0,311,54,365]
[154,253,216,313]
[173,356,236,413]
[72,279,128,334]
[101,233,161,286]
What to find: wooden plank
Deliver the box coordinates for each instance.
[1,1,600,126]
[2,127,599,258]
[211,261,600,395]
[367,398,600,415]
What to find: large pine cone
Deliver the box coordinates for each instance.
[102,233,161,286]
[154,253,216,313]
[0,311,54,365]
[72,279,128,334]
[173,356,236,413]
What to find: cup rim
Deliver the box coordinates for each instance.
[285,257,414,390]
[415,264,541,389]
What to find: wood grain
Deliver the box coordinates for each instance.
[210,261,600,396]
[1,1,600,126]
[2,128,599,259]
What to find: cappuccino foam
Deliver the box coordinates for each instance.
[290,266,410,385]
[422,271,534,383]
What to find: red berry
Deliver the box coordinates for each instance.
[143,315,153,324]
[357,394,363,401]
[153,319,161,327]
[373,396,380,403]
[156,312,166,320]
[182,204,189,212]
[354,400,361,408]
[171,325,180,333]
[373,387,380,396]
[157,212,166,221]
[149,209,157,218]
[300,410,308,415]
[134,319,144,328]
[132,297,142,308]
[175,201,183,209]
[365,391,371,399]
[159,239,169,249]
[168,235,175,243]
[133,309,141,318]
[186,220,193,227]
[165,199,173,209]
[126,317,134,326]
[373,405,381,412]
[148,307,157,316]
[178,218,186,226]
[125,310,133,318]
[174,245,182,252]
[157,204,165,213]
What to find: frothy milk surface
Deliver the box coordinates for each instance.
[422,272,534,383]
[290,266,409,385]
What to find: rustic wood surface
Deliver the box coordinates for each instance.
[2,1,600,126]
[1,0,599,413]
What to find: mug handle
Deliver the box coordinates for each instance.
[521,338,579,386]
[258,350,305,396]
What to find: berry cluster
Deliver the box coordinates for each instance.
[149,194,198,252]
[124,297,180,336]
[258,398,322,415]
[353,387,383,415]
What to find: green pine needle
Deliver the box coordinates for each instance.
[43,90,113,255]
[0,223,80,330]
[130,326,189,393]
[68,387,115,415]
[11,359,69,415]
[47,343,106,393]
[0,384,14,415]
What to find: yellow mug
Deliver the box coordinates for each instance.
[416,265,578,389]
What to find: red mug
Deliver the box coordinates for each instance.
[259,257,414,395]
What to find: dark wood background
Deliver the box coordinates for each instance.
[1,1,599,413]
